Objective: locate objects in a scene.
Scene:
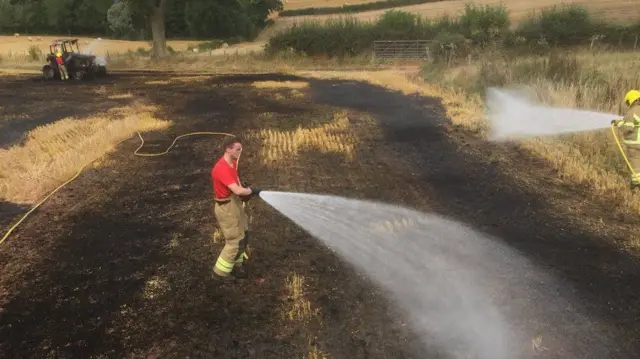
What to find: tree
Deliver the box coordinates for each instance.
[125,0,283,59]
[0,0,17,33]
[123,0,169,58]
[107,1,135,39]
[4,0,284,58]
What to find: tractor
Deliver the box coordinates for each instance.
[42,39,108,81]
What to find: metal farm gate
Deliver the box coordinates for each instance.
[372,40,433,60]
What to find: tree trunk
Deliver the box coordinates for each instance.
[150,0,167,59]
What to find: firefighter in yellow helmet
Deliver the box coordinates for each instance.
[612,90,640,189]
[55,51,68,80]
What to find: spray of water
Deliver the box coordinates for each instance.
[82,38,107,67]
[258,191,614,358]
[84,38,102,55]
[94,56,108,67]
[486,87,619,141]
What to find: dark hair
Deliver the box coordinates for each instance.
[222,136,241,151]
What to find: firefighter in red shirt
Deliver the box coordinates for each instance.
[55,52,68,80]
[211,136,261,281]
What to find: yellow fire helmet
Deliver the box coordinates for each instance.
[625,90,640,106]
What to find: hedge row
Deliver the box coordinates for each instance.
[279,0,443,17]
[266,4,640,59]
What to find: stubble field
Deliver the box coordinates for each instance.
[1,66,640,357]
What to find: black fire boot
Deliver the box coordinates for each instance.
[211,271,236,282]
[232,266,248,279]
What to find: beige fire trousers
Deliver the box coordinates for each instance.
[212,193,249,277]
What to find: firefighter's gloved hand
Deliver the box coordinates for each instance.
[240,187,262,202]
[250,187,262,196]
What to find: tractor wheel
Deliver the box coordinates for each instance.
[42,65,54,80]
[73,70,85,81]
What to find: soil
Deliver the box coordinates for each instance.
[1,71,640,359]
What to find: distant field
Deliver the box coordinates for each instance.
[0,35,208,56]
[276,0,640,25]
[283,0,378,10]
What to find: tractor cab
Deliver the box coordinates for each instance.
[49,39,80,58]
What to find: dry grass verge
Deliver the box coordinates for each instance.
[105,52,381,73]
[420,51,640,217]
[0,102,170,204]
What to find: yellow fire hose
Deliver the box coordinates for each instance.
[0,131,248,249]
[610,122,637,176]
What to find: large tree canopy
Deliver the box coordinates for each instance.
[0,0,284,58]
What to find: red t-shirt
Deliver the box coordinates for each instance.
[211,156,239,198]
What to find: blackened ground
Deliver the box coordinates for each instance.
[0,71,639,358]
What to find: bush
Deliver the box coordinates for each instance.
[514,4,595,46]
[28,45,42,61]
[267,5,509,59]
[267,4,640,61]
[265,17,375,57]
[374,10,423,38]
[458,4,510,48]
[429,31,471,65]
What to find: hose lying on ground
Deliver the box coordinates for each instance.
[610,122,637,176]
[0,131,240,246]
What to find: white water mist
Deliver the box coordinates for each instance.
[84,38,102,55]
[82,38,107,67]
[261,191,521,358]
[259,191,615,359]
[486,87,619,141]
